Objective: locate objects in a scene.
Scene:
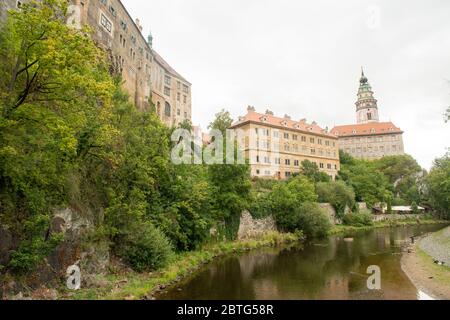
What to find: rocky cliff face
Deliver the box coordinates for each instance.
[1,208,110,299]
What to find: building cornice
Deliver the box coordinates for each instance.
[230,120,338,140]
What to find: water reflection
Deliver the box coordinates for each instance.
[158,225,446,300]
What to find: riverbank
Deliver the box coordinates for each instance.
[59,231,301,300]
[401,227,450,300]
[328,218,449,236]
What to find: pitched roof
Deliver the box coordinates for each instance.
[231,109,336,138]
[152,50,191,85]
[330,122,403,137]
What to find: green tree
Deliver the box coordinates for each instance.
[207,109,252,240]
[374,155,424,204]
[267,175,318,232]
[316,181,356,219]
[426,155,450,219]
[300,160,331,183]
[0,0,114,272]
[338,157,392,208]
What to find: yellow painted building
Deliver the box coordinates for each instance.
[230,107,340,180]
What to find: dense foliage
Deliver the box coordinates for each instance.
[316,181,355,219]
[337,151,392,207]
[342,210,374,227]
[426,155,450,219]
[0,2,250,273]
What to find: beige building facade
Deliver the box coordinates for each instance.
[331,70,405,160]
[1,0,191,125]
[150,50,192,127]
[230,107,340,180]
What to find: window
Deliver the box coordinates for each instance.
[256,170,260,175]
[164,102,171,117]
[367,113,372,120]
[183,95,187,104]
[273,131,279,138]
[310,138,315,144]
[164,86,171,96]
[284,144,290,152]
[311,149,316,155]
[294,160,299,166]
[183,84,189,93]
[285,172,292,178]
[301,136,307,142]
[327,164,332,170]
[285,159,291,166]
[120,20,127,31]
[318,139,322,145]
[177,93,180,101]
[264,157,270,164]
[320,163,324,169]
[177,81,181,90]
[293,134,298,141]
[109,6,117,17]
[284,133,290,139]
[164,75,171,86]
[274,158,281,165]
[100,14,112,33]
[177,109,181,116]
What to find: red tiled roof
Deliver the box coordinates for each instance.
[231,109,336,138]
[331,122,403,137]
[152,50,191,85]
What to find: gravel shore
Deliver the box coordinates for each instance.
[401,226,450,300]
[418,226,450,265]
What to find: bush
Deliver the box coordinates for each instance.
[342,210,374,227]
[316,181,356,219]
[268,175,317,232]
[116,222,173,272]
[295,202,331,239]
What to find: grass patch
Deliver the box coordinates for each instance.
[328,218,449,236]
[416,247,450,288]
[60,232,300,300]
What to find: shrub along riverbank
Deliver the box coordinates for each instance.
[60,232,301,300]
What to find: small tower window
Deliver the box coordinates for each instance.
[367,113,372,120]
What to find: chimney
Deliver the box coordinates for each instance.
[284,114,291,120]
[265,109,274,116]
[311,121,317,126]
[299,118,307,123]
[247,105,255,112]
[135,18,143,32]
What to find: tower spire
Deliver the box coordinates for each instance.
[355,69,379,124]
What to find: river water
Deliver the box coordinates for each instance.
[158,224,448,300]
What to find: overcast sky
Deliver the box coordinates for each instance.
[124,0,450,170]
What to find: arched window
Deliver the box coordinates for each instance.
[367,113,372,120]
[164,102,171,117]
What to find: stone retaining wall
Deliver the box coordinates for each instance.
[372,214,423,222]
[237,211,276,240]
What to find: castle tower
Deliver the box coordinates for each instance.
[356,68,379,124]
